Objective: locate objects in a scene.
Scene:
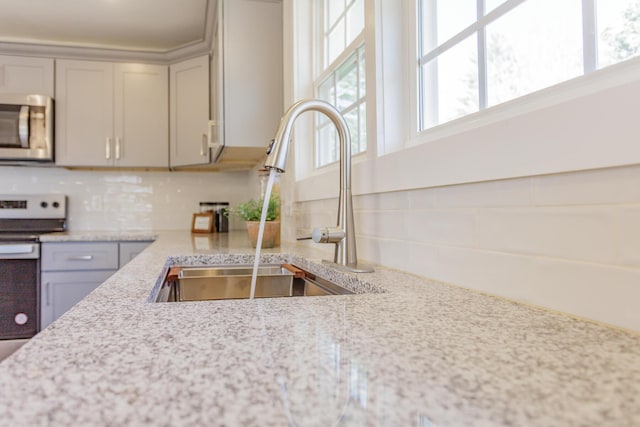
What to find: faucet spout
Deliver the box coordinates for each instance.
[265,99,373,273]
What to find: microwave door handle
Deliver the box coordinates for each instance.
[18,105,29,147]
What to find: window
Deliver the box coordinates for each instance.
[417,0,640,131]
[315,0,366,168]
[597,0,640,68]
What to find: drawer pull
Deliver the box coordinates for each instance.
[67,255,94,261]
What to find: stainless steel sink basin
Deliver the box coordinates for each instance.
[154,264,353,302]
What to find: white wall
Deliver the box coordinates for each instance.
[0,166,252,231]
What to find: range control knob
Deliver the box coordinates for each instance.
[40,201,48,209]
[52,201,60,208]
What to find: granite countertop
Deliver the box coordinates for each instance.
[1,230,639,426]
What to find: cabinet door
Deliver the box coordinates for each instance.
[119,241,152,267]
[40,270,116,329]
[222,0,283,148]
[169,55,210,167]
[55,60,114,167]
[0,55,54,97]
[114,64,169,167]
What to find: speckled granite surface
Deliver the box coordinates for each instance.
[1,231,639,426]
[38,230,158,242]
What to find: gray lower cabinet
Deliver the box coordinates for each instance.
[40,270,116,329]
[119,241,151,267]
[40,241,152,329]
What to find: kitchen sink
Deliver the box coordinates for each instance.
[154,264,354,302]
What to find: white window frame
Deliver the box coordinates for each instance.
[414,0,615,134]
[287,0,640,204]
[315,40,367,168]
[313,0,367,169]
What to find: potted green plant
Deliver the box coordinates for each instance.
[230,194,280,248]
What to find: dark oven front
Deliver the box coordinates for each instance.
[0,242,39,339]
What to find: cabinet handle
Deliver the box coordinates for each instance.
[67,255,94,261]
[115,137,121,160]
[45,282,50,307]
[18,106,30,148]
[0,65,4,87]
[201,134,207,157]
[105,138,112,159]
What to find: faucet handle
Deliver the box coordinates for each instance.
[312,227,345,244]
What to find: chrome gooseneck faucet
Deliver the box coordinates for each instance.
[265,99,373,273]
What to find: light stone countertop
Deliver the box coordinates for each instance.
[1,230,639,426]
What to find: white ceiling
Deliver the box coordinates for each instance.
[0,0,215,59]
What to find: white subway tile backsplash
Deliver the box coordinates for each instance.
[531,258,640,332]
[0,166,251,231]
[477,207,618,264]
[429,177,534,208]
[615,205,640,268]
[435,247,535,303]
[286,164,640,331]
[404,209,477,248]
[355,210,408,240]
[355,191,411,211]
[534,164,640,206]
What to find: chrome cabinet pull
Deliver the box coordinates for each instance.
[201,134,207,156]
[18,106,30,148]
[106,137,112,159]
[45,282,50,307]
[115,137,121,160]
[67,255,93,261]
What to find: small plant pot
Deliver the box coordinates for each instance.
[245,220,280,249]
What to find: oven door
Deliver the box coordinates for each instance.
[0,243,39,339]
[0,104,29,148]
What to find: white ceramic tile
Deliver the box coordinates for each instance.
[434,246,535,302]
[404,209,477,248]
[477,206,618,264]
[429,177,534,208]
[531,258,640,331]
[534,164,640,206]
[354,191,411,211]
[615,205,640,268]
[370,238,439,277]
[355,210,408,240]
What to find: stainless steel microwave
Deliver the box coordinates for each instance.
[0,94,53,163]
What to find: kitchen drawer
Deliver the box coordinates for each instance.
[41,242,119,271]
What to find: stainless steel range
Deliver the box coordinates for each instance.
[0,194,66,360]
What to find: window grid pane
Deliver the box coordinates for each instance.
[486,0,583,107]
[316,45,367,167]
[597,0,640,68]
[346,0,365,47]
[417,0,611,132]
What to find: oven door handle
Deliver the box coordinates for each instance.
[18,105,30,148]
[0,244,35,255]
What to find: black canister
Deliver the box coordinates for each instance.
[199,202,229,232]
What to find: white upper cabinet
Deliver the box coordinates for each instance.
[0,55,54,97]
[219,0,283,151]
[173,0,283,169]
[113,63,169,167]
[55,59,168,167]
[169,55,210,167]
